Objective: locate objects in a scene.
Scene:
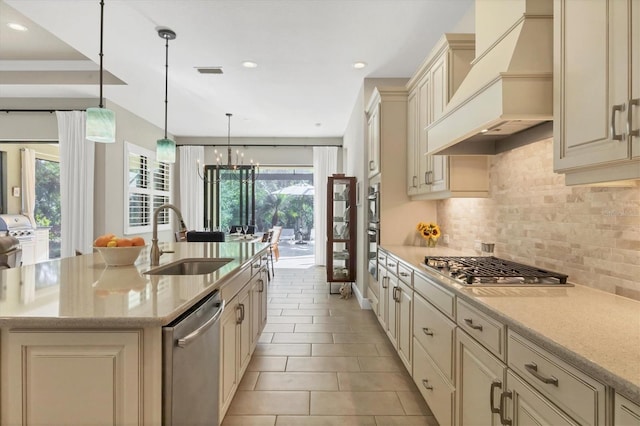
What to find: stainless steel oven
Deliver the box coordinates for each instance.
[367,183,380,280]
[367,227,379,279]
[367,183,380,228]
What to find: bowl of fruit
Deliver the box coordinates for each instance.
[93,234,146,266]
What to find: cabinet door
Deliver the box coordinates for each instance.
[220,297,239,416]
[396,280,413,372]
[377,266,388,330]
[238,284,252,376]
[4,330,141,426]
[615,393,640,425]
[456,330,505,426]
[554,0,630,170]
[387,274,398,348]
[250,274,262,351]
[417,74,432,194]
[407,89,419,195]
[430,155,449,193]
[632,0,640,159]
[367,102,381,178]
[259,268,268,333]
[504,370,579,426]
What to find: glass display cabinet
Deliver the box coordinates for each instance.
[326,174,357,293]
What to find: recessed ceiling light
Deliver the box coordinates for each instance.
[315,123,322,127]
[242,61,258,69]
[7,22,28,32]
[480,129,489,133]
[353,62,367,69]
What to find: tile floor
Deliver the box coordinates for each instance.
[221,266,438,426]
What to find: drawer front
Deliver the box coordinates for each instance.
[414,271,455,319]
[413,293,456,382]
[386,256,399,276]
[615,393,640,425]
[508,331,606,426]
[413,337,455,426]
[220,266,252,302]
[456,299,506,361]
[377,251,387,267]
[397,261,414,286]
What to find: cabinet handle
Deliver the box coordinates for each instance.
[424,171,429,185]
[611,103,626,141]
[490,380,502,415]
[369,160,375,170]
[399,272,410,277]
[524,362,559,386]
[499,391,512,426]
[252,263,261,269]
[236,304,243,324]
[388,263,396,268]
[394,287,401,302]
[413,176,417,187]
[422,327,434,336]
[381,277,388,289]
[421,379,433,390]
[464,318,483,331]
[258,279,265,293]
[629,98,639,138]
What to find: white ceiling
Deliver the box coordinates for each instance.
[0,0,474,139]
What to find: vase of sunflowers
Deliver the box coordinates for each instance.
[417,222,441,248]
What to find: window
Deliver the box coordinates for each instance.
[34,156,60,259]
[125,142,172,234]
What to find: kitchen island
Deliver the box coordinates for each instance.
[376,244,640,425]
[0,241,269,425]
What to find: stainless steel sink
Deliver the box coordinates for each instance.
[144,258,233,276]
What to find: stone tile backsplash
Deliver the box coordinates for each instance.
[437,138,640,300]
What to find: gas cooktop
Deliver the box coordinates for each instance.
[424,256,570,286]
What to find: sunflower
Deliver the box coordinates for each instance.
[417,221,441,241]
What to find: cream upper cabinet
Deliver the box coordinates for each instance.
[405,34,489,199]
[367,100,381,178]
[554,0,640,185]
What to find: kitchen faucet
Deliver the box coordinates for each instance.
[150,203,188,266]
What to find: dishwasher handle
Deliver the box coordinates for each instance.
[177,299,226,348]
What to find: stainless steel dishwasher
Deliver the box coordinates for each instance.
[162,290,225,425]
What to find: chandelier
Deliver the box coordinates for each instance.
[197,113,259,184]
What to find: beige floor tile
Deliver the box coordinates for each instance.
[270,298,313,304]
[357,357,405,372]
[337,372,415,391]
[375,343,397,357]
[312,343,380,357]
[302,289,330,294]
[276,415,376,425]
[282,309,330,316]
[310,391,405,416]
[272,332,334,344]
[221,415,277,426]
[268,309,283,316]
[259,333,274,344]
[263,323,296,333]
[294,323,354,333]
[312,316,378,326]
[374,415,438,426]
[267,316,313,324]
[286,356,360,372]
[396,391,433,416]
[298,303,334,310]
[247,356,288,372]
[268,304,301,310]
[332,333,390,344]
[238,371,260,390]
[255,344,311,356]
[227,391,310,415]
[255,372,338,391]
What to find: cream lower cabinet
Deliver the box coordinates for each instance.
[377,263,389,331]
[3,330,142,425]
[554,0,640,184]
[615,393,640,425]
[395,280,412,372]
[456,329,506,426]
[250,266,268,352]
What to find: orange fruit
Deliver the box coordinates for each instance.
[94,235,110,247]
[131,237,145,246]
[116,238,133,247]
[106,240,118,247]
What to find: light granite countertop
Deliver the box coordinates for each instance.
[382,244,640,404]
[0,242,269,328]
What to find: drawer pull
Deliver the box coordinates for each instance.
[499,391,512,426]
[388,263,396,267]
[524,363,559,386]
[381,277,388,289]
[464,318,483,331]
[422,327,434,336]
[629,98,639,137]
[421,379,433,390]
[611,103,626,141]
[490,380,502,414]
[399,271,410,277]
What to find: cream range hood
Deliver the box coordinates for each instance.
[427,0,554,155]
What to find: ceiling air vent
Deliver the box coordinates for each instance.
[196,67,223,74]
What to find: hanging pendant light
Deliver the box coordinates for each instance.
[86,0,116,143]
[156,28,177,163]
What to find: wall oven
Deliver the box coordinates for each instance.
[367,183,380,280]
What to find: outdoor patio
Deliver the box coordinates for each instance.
[273,238,315,269]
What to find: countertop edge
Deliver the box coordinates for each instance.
[381,245,640,405]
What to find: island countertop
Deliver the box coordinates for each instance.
[381,244,640,404]
[0,242,269,328]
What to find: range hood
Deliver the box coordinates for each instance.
[427,0,553,155]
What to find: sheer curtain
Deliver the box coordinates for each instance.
[313,146,338,265]
[20,148,36,226]
[56,111,95,258]
[178,145,205,231]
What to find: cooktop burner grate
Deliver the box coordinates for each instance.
[424,256,568,285]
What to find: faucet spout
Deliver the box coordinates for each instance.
[150,203,188,266]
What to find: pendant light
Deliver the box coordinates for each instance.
[86,0,116,143]
[156,28,177,163]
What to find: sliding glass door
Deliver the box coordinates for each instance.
[203,165,256,231]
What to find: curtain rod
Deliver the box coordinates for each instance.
[1,109,86,113]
